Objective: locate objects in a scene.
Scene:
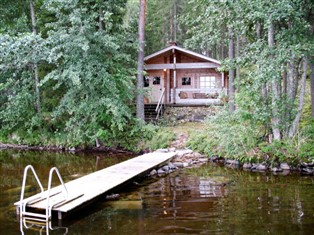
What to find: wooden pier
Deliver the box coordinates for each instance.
[14,151,177,220]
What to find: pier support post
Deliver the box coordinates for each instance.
[58,211,62,220]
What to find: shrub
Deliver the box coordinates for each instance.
[186,109,263,162]
[143,127,176,150]
[187,131,212,156]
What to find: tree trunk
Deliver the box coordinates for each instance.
[30,1,41,118]
[30,1,37,34]
[287,55,300,103]
[173,0,177,42]
[268,20,281,140]
[228,26,235,113]
[256,21,261,39]
[310,58,314,118]
[136,0,146,121]
[99,2,104,31]
[256,21,268,101]
[289,57,308,137]
[282,67,287,95]
[284,56,302,137]
[236,34,240,92]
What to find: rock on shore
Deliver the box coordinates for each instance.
[149,148,314,176]
[149,148,209,176]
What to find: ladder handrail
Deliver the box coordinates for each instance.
[46,167,68,219]
[155,88,165,120]
[20,165,45,217]
[19,165,68,221]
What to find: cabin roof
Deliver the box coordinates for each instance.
[144,45,221,65]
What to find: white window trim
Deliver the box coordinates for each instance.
[199,76,216,88]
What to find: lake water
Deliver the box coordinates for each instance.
[0,150,313,235]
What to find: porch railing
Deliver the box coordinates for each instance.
[170,88,226,104]
[155,88,165,120]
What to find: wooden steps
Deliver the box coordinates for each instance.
[145,104,165,122]
[15,151,177,220]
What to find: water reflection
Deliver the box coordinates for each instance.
[1,150,314,235]
[20,218,68,235]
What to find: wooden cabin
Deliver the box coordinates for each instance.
[144,43,228,106]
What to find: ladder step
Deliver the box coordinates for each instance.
[22,212,48,219]
[22,216,48,223]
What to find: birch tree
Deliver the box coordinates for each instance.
[29,1,42,126]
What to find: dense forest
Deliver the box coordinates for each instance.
[0,0,314,161]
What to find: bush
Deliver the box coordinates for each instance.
[299,142,314,161]
[142,127,176,151]
[258,140,296,164]
[187,131,212,156]
[188,110,260,161]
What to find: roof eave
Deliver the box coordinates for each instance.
[144,45,221,66]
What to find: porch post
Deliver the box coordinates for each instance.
[221,72,224,88]
[172,49,177,104]
[173,70,177,103]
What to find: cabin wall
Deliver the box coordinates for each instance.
[175,68,222,90]
[146,68,224,104]
[145,48,226,104]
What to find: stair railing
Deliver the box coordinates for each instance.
[155,88,165,120]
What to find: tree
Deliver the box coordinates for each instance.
[228,26,235,113]
[145,0,188,53]
[182,0,314,140]
[311,60,314,118]
[1,0,138,146]
[136,0,146,121]
[29,0,42,131]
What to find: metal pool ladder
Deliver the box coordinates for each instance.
[18,165,68,221]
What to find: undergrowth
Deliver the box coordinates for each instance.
[187,109,314,164]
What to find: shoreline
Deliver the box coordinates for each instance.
[1,142,313,176]
[150,148,314,177]
[0,142,135,155]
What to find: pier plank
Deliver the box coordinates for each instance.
[15,151,176,216]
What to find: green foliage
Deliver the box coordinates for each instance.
[193,110,260,160]
[145,0,189,53]
[258,140,295,163]
[182,0,314,140]
[141,127,176,151]
[299,142,314,161]
[187,107,314,163]
[298,121,314,161]
[187,131,212,156]
[0,0,142,149]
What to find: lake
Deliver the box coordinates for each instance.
[0,150,313,234]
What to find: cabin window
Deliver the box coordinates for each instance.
[144,76,149,87]
[182,77,191,85]
[153,76,161,85]
[200,76,216,88]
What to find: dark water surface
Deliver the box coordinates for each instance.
[0,150,313,235]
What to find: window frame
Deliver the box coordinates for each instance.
[199,76,216,88]
[152,76,161,85]
[181,77,191,86]
[144,76,150,87]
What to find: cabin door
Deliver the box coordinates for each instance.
[150,75,163,103]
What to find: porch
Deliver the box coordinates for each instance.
[169,88,227,105]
